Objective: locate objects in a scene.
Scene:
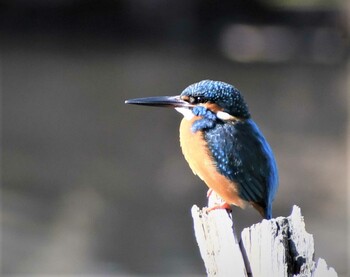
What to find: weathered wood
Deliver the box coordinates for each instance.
[241,206,315,277]
[192,200,337,277]
[191,206,247,276]
[312,258,338,277]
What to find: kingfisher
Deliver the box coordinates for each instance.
[125,80,278,219]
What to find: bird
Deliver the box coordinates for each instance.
[125,80,278,219]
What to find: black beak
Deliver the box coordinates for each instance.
[125,95,192,108]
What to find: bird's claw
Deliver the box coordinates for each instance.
[207,188,213,198]
[206,202,232,213]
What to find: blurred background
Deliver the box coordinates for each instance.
[1,0,349,276]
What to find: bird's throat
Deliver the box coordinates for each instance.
[175,107,194,120]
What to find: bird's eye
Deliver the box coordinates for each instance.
[188,96,206,104]
[189,96,196,104]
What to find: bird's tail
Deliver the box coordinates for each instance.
[251,202,272,219]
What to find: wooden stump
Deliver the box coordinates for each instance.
[191,198,337,277]
[192,206,247,276]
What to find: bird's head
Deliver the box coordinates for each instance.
[125,80,250,120]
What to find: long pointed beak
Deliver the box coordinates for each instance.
[125,95,193,108]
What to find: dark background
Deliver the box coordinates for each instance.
[2,0,349,276]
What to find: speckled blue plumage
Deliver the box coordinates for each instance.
[191,106,217,132]
[182,80,278,219]
[181,80,250,119]
[204,119,278,219]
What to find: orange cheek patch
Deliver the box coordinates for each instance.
[180,95,190,102]
[201,102,223,113]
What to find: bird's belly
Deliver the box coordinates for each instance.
[179,117,246,208]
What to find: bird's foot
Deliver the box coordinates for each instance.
[206,202,232,213]
[207,189,230,212]
[206,188,213,198]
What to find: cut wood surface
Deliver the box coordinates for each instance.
[191,196,337,277]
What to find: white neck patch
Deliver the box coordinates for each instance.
[216,111,236,121]
[175,107,194,120]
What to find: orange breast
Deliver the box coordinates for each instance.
[179,117,246,208]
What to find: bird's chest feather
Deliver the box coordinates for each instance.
[179,117,245,207]
[179,116,212,178]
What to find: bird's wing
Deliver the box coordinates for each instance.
[204,119,277,210]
